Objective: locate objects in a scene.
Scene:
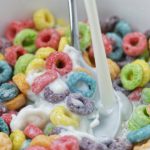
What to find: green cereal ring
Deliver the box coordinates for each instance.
[128,105,150,131]
[0,117,9,134]
[141,88,150,103]
[44,123,55,135]
[120,63,143,90]
[14,29,37,53]
[14,54,35,74]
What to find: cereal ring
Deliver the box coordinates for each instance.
[13,73,30,95]
[107,32,123,61]
[120,63,143,90]
[35,47,55,60]
[24,124,43,139]
[31,70,58,94]
[56,27,67,37]
[128,105,150,130]
[73,67,92,76]
[30,135,59,149]
[10,130,26,150]
[56,18,68,27]
[0,103,7,116]
[66,93,95,115]
[5,21,23,42]
[114,20,132,37]
[50,135,79,150]
[33,8,55,30]
[21,139,31,150]
[50,106,79,128]
[26,58,45,75]
[146,105,150,116]
[101,16,120,33]
[132,60,150,87]
[44,86,69,103]
[5,46,27,66]
[0,83,19,102]
[36,29,60,50]
[0,132,12,150]
[46,51,73,75]
[127,124,150,143]
[107,58,120,80]
[14,29,37,53]
[128,88,142,102]
[14,54,35,74]
[10,106,49,130]
[141,88,150,103]
[43,123,55,135]
[58,37,68,51]
[0,61,12,84]
[138,50,149,62]
[82,51,93,67]
[0,53,4,60]
[4,94,26,110]
[67,72,96,97]
[123,32,147,57]
[0,117,9,134]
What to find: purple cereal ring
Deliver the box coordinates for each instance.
[66,93,94,115]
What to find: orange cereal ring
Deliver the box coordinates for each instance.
[74,67,92,76]
[13,73,30,95]
[4,94,26,110]
[0,132,12,150]
[30,135,59,149]
[82,51,93,67]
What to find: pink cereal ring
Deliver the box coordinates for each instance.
[123,32,147,57]
[31,70,58,94]
[36,29,60,50]
[22,20,35,29]
[26,146,47,150]
[24,124,43,139]
[5,21,24,42]
[5,46,27,66]
[46,52,73,75]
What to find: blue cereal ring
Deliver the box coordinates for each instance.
[127,124,150,143]
[67,72,96,97]
[0,61,12,84]
[0,83,19,102]
[106,33,123,61]
[114,20,132,37]
[0,117,9,134]
[21,139,31,150]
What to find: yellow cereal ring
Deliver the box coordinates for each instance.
[58,37,68,51]
[82,51,93,67]
[107,58,120,80]
[30,135,59,149]
[33,8,55,30]
[35,47,55,60]
[0,132,12,150]
[10,130,26,150]
[0,53,4,60]
[133,59,150,87]
[4,94,26,110]
[25,58,45,74]
[73,67,92,76]
[12,73,30,95]
[56,18,68,27]
[50,106,79,128]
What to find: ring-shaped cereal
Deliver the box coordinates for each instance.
[35,47,55,60]
[0,83,19,102]
[46,51,73,75]
[10,130,26,150]
[66,94,95,115]
[36,29,60,50]
[21,139,31,150]
[26,58,45,75]
[0,61,12,84]
[120,63,143,90]
[14,54,35,74]
[0,53,4,60]
[50,106,79,128]
[132,59,150,87]
[142,88,150,103]
[123,32,147,57]
[73,67,92,76]
[106,32,123,61]
[58,37,68,51]
[0,118,9,134]
[67,72,96,97]
[33,8,55,30]
[0,132,12,149]
[13,29,37,53]
[4,94,26,110]
[13,73,30,95]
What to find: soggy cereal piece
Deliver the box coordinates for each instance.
[0,132,12,150]
[33,8,55,30]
